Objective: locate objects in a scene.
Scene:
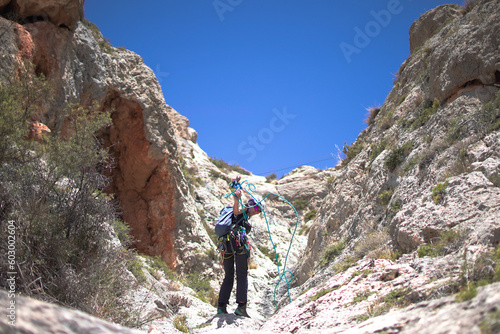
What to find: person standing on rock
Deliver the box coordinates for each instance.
[217,178,262,318]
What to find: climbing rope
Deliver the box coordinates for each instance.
[224,179,299,310]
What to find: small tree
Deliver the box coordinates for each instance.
[0,62,136,324]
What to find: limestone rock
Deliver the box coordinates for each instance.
[0,290,144,334]
[409,4,464,54]
[276,165,332,207]
[168,107,198,143]
[12,0,84,30]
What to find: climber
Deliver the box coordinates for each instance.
[216,178,262,318]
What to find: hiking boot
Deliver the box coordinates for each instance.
[217,304,228,314]
[234,303,250,318]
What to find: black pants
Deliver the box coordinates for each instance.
[218,243,248,305]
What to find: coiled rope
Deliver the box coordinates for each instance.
[224,179,299,310]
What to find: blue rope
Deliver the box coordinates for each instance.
[224,179,299,310]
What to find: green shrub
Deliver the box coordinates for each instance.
[342,140,366,166]
[417,229,462,258]
[110,220,133,246]
[431,181,449,204]
[411,98,439,128]
[378,189,394,206]
[332,255,358,274]
[310,287,334,302]
[186,271,217,306]
[319,240,346,267]
[480,310,500,334]
[326,176,336,189]
[455,282,477,302]
[173,315,189,333]
[0,63,139,325]
[147,255,176,281]
[417,244,439,258]
[304,209,317,221]
[354,231,392,260]
[127,255,148,284]
[369,138,389,162]
[384,141,414,172]
[293,198,309,211]
[209,156,250,175]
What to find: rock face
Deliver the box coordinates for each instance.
[11,0,84,30]
[269,1,500,332]
[0,1,211,271]
[408,4,464,53]
[0,290,144,334]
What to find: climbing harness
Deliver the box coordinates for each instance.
[223,178,299,310]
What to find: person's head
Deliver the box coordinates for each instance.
[247,198,262,217]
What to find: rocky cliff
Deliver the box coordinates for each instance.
[1,0,500,333]
[0,0,213,273]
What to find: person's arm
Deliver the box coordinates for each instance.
[233,189,243,215]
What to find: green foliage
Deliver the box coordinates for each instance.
[447,89,500,144]
[411,98,439,128]
[350,290,373,305]
[110,220,133,246]
[455,282,477,302]
[209,156,250,175]
[417,229,463,258]
[333,255,358,273]
[146,255,176,281]
[369,138,389,162]
[292,198,309,211]
[310,287,333,302]
[354,230,394,260]
[127,255,148,284]
[354,287,412,321]
[326,176,336,189]
[304,209,317,221]
[0,62,51,164]
[342,139,366,166]
[173,315,189,333]
[378,189,394,206]
[384,140,414,172]
[186,271,217,306]
[319,240,346,267]
[480,310,500,334]
[417,244,439,258]
[431,181,449,204]
[0,62,136,325]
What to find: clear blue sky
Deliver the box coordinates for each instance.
[85,0,461,177]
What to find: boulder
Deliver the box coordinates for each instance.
[0,290,143,334]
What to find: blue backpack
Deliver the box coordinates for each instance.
[215,206,236,237]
